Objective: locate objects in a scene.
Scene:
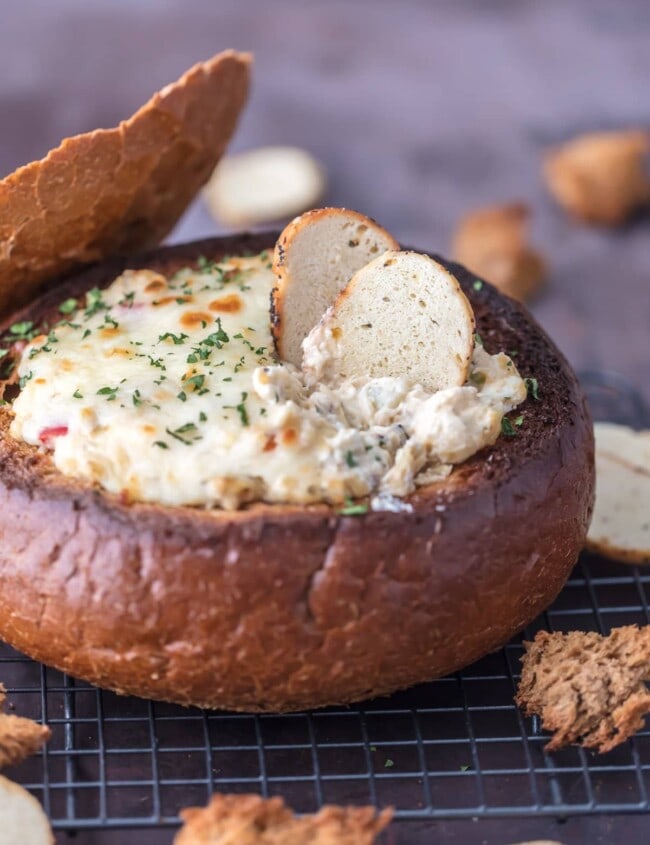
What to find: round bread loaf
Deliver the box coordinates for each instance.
[0,234,594,712]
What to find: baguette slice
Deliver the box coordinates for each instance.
[587,422,650,564]
[204,146,326,227]
[0,682,51,769]
[0,776,54,845]
[175,793,393,844]
[303,250,475,391]
[271,208,399,366]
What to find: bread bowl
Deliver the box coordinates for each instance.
[0,230,594,712]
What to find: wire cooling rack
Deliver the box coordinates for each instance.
[1,370,649,833]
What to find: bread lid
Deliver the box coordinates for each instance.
[0,50,251,317]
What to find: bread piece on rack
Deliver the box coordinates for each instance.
[175,793,393,844]
[0,683,51,769]
[0,775,54,844]
[516,625,650,753]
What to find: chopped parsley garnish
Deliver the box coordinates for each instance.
[384,758,395,769]
[119,291,135,307]
[474,332,484,347]
[339,497,369,516]
[199,411,207,422]
[153,441,169,449]
[345,451,358,468]
[18,371,33,389]
[132,390,142,407]
[58,298,78,314]
[177,391,187,402]
[166,422,202,445]
[101,314,119,329]
[236,392,249,426]
[184,374,205,391]
[514,414,524,427]
[473,280,483,291]
[82,329,91,339]
[147,356,166,370]
[73,389,83,399]
[234,355,246,373]
[525,377,539,400]
[501,416,518,437]
[159,332,189,345]
[9,321,35,340]
[97,386,119,400]
[84,287,107,317]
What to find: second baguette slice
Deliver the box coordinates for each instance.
[303,250,475,392]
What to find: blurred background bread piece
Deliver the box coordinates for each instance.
[204,145,326,227]
[452,202,546,302]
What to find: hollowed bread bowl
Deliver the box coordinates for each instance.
[0,233,594,712]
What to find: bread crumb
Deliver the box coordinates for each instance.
[516,626,650,753]
[174,793,393,844]
[452,203,545,302]
[0,682,50,769]
[543,129,650,225]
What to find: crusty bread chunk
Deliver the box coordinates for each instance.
[543,129,650,226]
[271,208,399,366]
[0,50,251,316]
[0,683,50,769]
[303,250,475,391]
[452,202,546,302]
[586,423,650,564]
[174,793,393,844]
[205,146,326,227]
[516,626,650,753]
[0,775,54,844]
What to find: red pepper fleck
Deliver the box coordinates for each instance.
[38,425,69,445]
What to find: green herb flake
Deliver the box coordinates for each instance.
[159,332,189,346]
[58,298,78,315]
[460,764,471,772]
[339,497,369,516]
[132,390,142,407]
[153,441,169,449]
[514,415,524,427]
[384,758,394,769]
[18,371,34,389]
[473,280,483,291]
[177,391,187,402]
[525,377,539,400]
[166,423,202,445]
[345,451,358,468]
[501,416,517,437]
[97,386,119,400]
[73,389,83,399]
[236,392,249,426]
[9,321,35,339]
[199,411,207,422]
[184,374,205,391]
[474,332,484,347]
[84,287,107,316]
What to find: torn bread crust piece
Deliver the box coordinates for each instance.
[0,683,51,769]
[0,775,54,845]
[543,129,650,226]
[271,207,399,366]
[0,50,251,317]
[303,250,475,392]
[175,793,393,845]
[586,423,650,565]
[516,626,650,753]
[452,202,546,303]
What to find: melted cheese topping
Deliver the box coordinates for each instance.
[10,253,528,509]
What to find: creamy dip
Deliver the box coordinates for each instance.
[10,252,527,509]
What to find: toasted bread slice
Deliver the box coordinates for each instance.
[516,626,650,753]
[271,208,399,366]
[303,250,475,391]
[586,434,650,565]
[0,51,251,317]
[593,421,650,468]
[175,793,393,844]
[204,146,326,227]
[0,776,54,844]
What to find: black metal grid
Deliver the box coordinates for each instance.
[1,371,649,832]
